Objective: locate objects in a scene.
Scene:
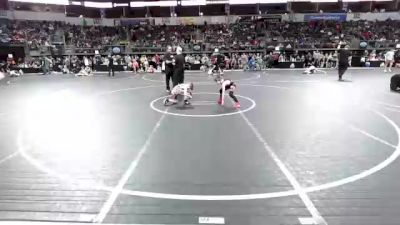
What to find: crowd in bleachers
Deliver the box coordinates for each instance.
[1,18,399,75]
[1,19,400,51]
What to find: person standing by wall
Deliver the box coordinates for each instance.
[42,56,52,75]
[108,54,114,77]
[384,49,395,73]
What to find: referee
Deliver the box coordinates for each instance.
[164,46,174,92]
[173,46,185,87]
[337,43,351,81]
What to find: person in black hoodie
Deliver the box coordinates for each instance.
[108,54,114,77]
[337,43,351,81]
[173,46,185,87]
[210,48,225,75]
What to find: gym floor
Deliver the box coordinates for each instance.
[0,68,399,225]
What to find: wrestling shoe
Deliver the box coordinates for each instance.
[163,98,169,106]
[234,102,241,108]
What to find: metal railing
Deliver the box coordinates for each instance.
[12,39,397,57]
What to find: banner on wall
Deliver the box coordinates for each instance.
[227,15,239,24]
[260,15,282,21]
[120,19,150,26]
[357,12,400,21]
[304,13,347,22]
[93,18,102,25]
[180,17,195,25]
[211,16,226,24]
[161,17,171,25]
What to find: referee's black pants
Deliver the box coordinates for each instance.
[165,68,173,91]
[108,66,114,76]
[173,69,184,87]
[338,65,348,80]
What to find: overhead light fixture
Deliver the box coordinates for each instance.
[262,0,287,3]
[182,0,206,6]
[71,1,82,5]
[130,1,145,7]
[288,0,337,2]
[310,0,338,2]
[84,1,113,8]
[342,0,375,1]
[9,0,69,5]
[229,0,258,4]
[257,0,286,2]
[114,3,129,7]
[206,0,229,4]
[130,1,177,7]
[154,1,178,6]
[229,0,288,3]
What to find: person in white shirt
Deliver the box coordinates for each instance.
[9,69,23,77]
[163,82,194,106]
[76,57,92,77]
[327,53,333,68]
[384,49,395,73]
[217,79,240,109]
[76,66,92,77]
[302,65,327,75]
[144,57,149,72]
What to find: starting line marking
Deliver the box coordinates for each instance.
[198,217,225,224]
[150,92,256,118]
